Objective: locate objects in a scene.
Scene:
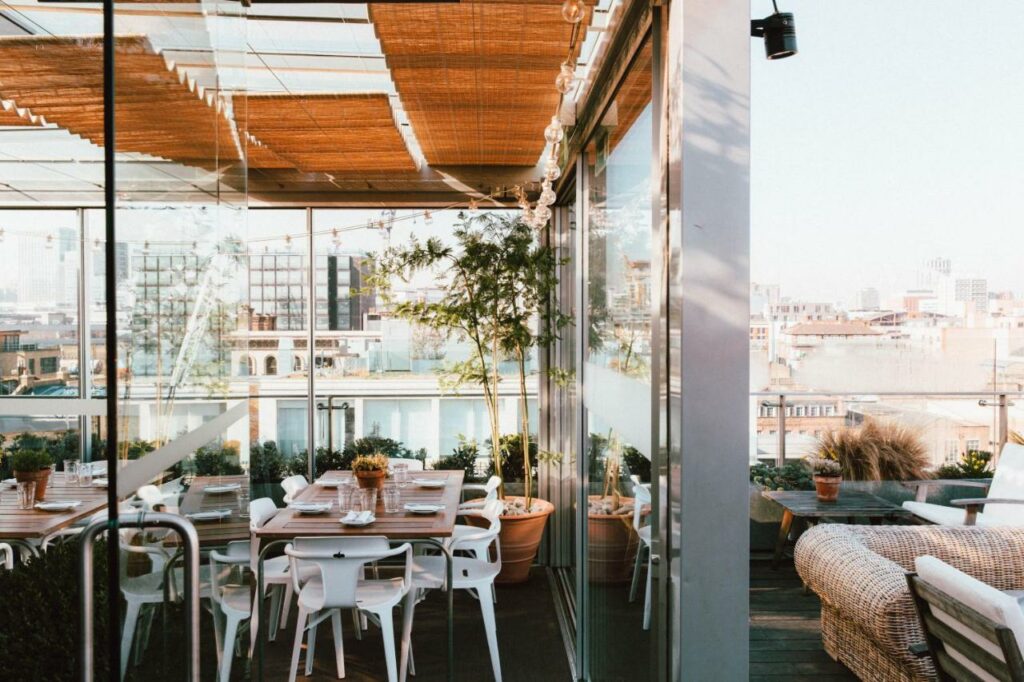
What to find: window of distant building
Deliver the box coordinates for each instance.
[795,406,805,417]
[945,440,959,463]
[966,439,981,453]
[40,357,58,374]
[824,406,836,416]
[265,356,277,375]
[28,358,35,374]
[293,355,303,372]
[809,405,820,417]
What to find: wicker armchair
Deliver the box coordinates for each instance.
[795,524,1024,681]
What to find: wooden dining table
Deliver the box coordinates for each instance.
[176,474,251,548]
[253,469,464,682]
[0,470,109,555]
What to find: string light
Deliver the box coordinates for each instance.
[468,199,479,214]
[92,238,102,252]
[561,0,584,24]
[555,61,576,95]
[544,116,565,145]
[423,210,433,225]
[45,234,55,250]
[283,234,293,251]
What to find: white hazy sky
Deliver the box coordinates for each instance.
[751,0,1024,304]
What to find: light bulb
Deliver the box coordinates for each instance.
[544,116,565,145]
[534,205,552,225]
[423,210,433,225]
[555,62,576,94]
[284,234,293,251]
[92,238,101,252]
[45,234,55,250]
[561,0,584,24]
[522,206,535,224]
[469,199,479,214]
[545,157,562,181]
[331,228,341,252]
[141,240,150,254]
[539,185,556,206]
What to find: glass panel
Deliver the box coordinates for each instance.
[583,38,654,680]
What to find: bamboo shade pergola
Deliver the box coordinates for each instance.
[242,93,417,173]
[368,0,591,167]
[609,40,652,152]
[0,100,42,126]
[0,35,242,169]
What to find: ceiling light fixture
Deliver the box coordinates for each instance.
[751,1,797,60]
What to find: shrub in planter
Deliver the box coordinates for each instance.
[192,443,244,476]
[351,453,389,490]
[12,449,53,501]
[622,445,651,483]
[434,437,482,482]
[749,461,814,491]
[935,449,994,479]
[817,419,929,481]
[0,539,111,678]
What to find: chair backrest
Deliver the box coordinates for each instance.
[482,475,501,500]
[249,497,279,530]
[452,502,503,567]
[285,536,411,610]
[909,555,1024,682]
[389,457,424,472]
[631,475,651,532]
[989,444,1024,523]
[135,484,166,511]
[281,475,309,503]
[209,542,252,608]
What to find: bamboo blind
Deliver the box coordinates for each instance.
[368,0,590,166]
[242,93,417,173]
[0,35,241,168]
[609,40,652,152]
[0,100,41,126]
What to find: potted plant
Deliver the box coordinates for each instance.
[12,450,53,501]
[587,432,640,583]
[351,453,389,490]
[370,213,568,583]
[808,456,842,502]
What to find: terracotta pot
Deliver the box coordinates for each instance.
[814,475,842,502]
[587,495,639,584]
[354,470,386,490]
[483,496,554,584]
[14,468,51,501]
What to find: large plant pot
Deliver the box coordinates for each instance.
[15,468,51,501]
[490,496,553,584]
[354,470,386,490]
[587,496,638,584]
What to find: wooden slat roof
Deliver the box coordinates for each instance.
[242,93,417,173]
[0,34,241,169]
[369,0,589,167]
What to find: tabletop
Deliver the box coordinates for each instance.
[256,470,464,541]
[763,489,912,518]
[0,472,108,540]
[177,474,251,547]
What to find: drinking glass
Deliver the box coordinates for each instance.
[17,481,36,509]
[78,463,93,487]
[393,463,409,489]
[382,485,400,514]
[64,460,78,485]
[359,488,378,513]
[337,482,355,513]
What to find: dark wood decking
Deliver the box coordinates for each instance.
[750,558,856,681]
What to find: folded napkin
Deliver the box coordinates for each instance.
[188,509,230,518]
[342,510,372,523]
[36,500,82,509]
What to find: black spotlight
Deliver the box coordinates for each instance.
[751,1,797,60]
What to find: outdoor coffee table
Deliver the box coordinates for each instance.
[763,489,912,569]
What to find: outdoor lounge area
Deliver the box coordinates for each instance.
[3,0,1024,680]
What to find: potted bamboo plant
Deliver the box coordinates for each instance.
[587,432,640,583]
[351,453,389,490]
[370,213,569,583]
[12,450,53,501]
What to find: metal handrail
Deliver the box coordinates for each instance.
[79,511,201,682]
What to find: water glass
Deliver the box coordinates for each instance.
[359,488,378,513]
[64,460,78,485]
[393,463,409,489]
[17,481,36,509]
[382,485,400,514]
[78,463,93,487]
[337,482,355,513]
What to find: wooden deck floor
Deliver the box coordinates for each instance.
[749,558,856,681]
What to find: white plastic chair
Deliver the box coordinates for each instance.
[281,475,309,504]
[629,475,652,630]
[285,536,413,682]
[403,502,503,682]
[247,497,297,639]
[903,443,1024,526]
[459,475,501,510]
[209,542,253,682]
[0,542,13,570]
[136,484,179,514]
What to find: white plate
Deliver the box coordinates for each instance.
[203,483,241,494]
[2,478,16,487]
[187,509,232,522]
[290,502,332,515]
[412,479,446,489]
[316,479,346,488]
[340,512,375,527]
[35,501,82,512]
[93,478,109,488]
[404,503,443,514]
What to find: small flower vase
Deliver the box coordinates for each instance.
[355,470,386,490]
[813,475,841,502]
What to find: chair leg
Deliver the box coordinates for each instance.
[305,612,319,676]
[643,553,652,631]
[478,586,502,682]
[268,585,283,643]
[378,609,399,682]
[331,609,346,679]
[289,607,308,682]
[352,607,363,640]
[280,581,294,630]
[399,591,417,682]
[212,603,225,668]
[629,543,645,602]
[219,615,240,682]
[121,601,142,680]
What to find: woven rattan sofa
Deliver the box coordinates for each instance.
[795,524,1024,681]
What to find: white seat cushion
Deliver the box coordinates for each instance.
[916,556,1024,682]
[902,501,1024,527]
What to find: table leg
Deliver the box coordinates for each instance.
[772,510,794,570]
